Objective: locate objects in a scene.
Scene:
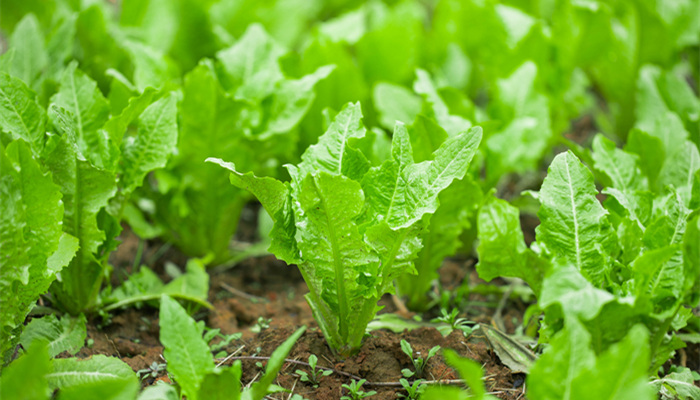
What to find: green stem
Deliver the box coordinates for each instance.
[648,304,681,373]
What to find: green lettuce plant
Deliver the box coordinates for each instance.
[210,102,482,357]
[130,24,333,265]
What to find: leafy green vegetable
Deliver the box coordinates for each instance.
[47,355,140,400]
[0,139,77,367]
[159,295,213,400]
[0,341,51,400]
[528,321,654,400]
[131,24,332,265]
[20,314,87,358]
[40,61,178,314]
[102,259,211,311]
[210,102,482,356]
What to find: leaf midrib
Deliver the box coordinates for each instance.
[564,158,583,271]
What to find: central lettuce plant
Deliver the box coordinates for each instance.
[210,102,481,357]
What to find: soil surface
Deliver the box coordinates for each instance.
[63,214,531,399]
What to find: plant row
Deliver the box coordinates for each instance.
[0,0,699,399]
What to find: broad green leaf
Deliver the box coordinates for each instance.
[528,320,654,400]
[119,93,178,194]
[103,87,157,146]
[444,349,494,399]
[296,172,380,348]
[0,341,51,399]
[197,365,242,400]
[263,64,334,136]
[408,114,449,163]
[136,382,179,400]
[363,124,482,229]
[373,81,422,129]
[592,135,647,192]
[48,356,139,400]
[217,23,285,101]
[50,62,113,169]
[295,102,367,179]
[539,265,617,321]
[0,72,47,153]
[632,245,682,315]
[626,129,666,188]
[159,295,213,400]
[476,195,547,294]
[123,40,180,92]
[56,374,139,400]
[21,314,87,357]
[486,61,552,183]
[1,14,47,89]
[413,69,470,135]
[1,140,70,364]
[535,151,617,286]
[249,327,306,400]
[657,141,700,206]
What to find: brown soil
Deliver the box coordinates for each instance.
[66,210,528,399]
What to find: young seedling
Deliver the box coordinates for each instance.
[431,308,476,336]
[397,378,426,399]
[400,340,440,379]
[136,361,167,381]
[251,316,272,333]
[295,354,332,387]
[341,379,377,400]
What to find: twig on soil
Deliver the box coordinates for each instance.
[364,377,493,387]
[286,378,299,400]
[220,282,269,303]
[214,355,362,381]
[391,294,409,315]
[216,345,246,368]
[215,355,503,390]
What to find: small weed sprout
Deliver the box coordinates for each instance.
[400,340,440,379]
[431,308,476,336]
[137,361,167,381]
[251,316,271,333]
[341,379,377,400]
[397,378,426,399]
[295,354,332,387]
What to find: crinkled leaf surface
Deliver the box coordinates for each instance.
[0,72,47,153]
[20,314,87,358]
[50,61,113,169]
[0,140,71,364]
[119,93,178,194]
